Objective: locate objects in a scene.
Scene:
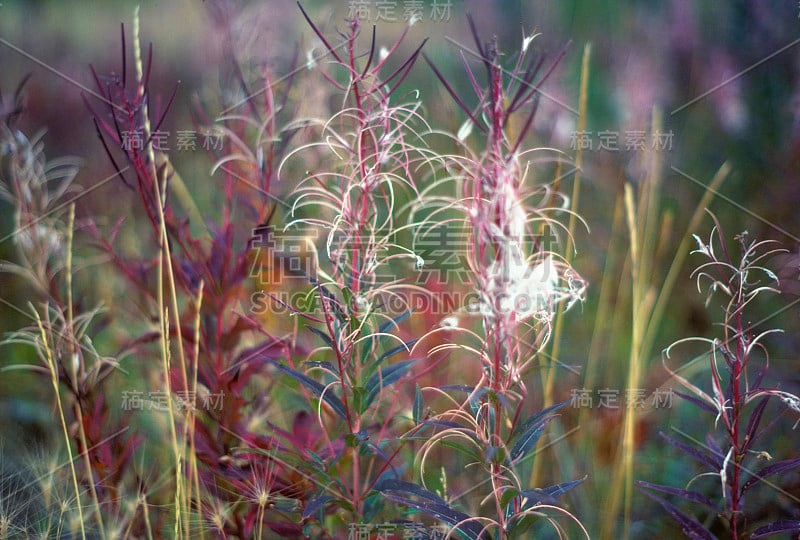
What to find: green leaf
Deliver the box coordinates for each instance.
[437,440,482,463]
[500,488,519,510]
[364,338,420,381]
[413,383,423,423]
[520,477,587,510]
[486,445,506,465]
[365,359,419,406]
[378,309,413,334]
[306,325,337,351]
[269,360,348,421]
[513,398,573,437]
[511,417,554,462]
[508,514,537,536]
[352,386,367,414]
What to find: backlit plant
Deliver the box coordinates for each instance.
[637,214,800,539]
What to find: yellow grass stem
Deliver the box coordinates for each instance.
[639,162,730,363]
[65,204,107,540]
[133,6,188,537]
[603,108,665,539]
[600,185,638,540]
[531,42,591,489]
[34,306,86,540]
[142,489,154,540]
[188,282,206,540]
[581,190,624,411]
[167,165,211,239]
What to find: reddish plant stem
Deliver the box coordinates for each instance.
[483,50,510,538]
[730,290,743,538]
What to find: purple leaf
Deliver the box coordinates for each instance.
[375,479,447,505]
[302,495,335,520]
[674,391,717,415]
[750,520,800,538]
[365,359,420,405]
[514,398,574,436]
[743,395,771,453]
[520,476,587,510]
[380,492,486,539]
[511,417,554,462]
[422,54,487,135]
[268,360,348,421]
[295,2,344,64]
[705,434,725,462]
[265,520,304,537]
[635,480,719,511]
[660,431,722,471]
[752,360,769,390]
[638,488,718,540]
[306,325,337,352]
[742,458,800,492]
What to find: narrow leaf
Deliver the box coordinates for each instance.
[375,479,447,505]
[638,488,718,540]
[743,395,770,452]
[437,440,483,463]
[378,339,420,364]
[305,361,335,372]
[635,480,719,511]
[269,360,347,420]
[365,359,419,405]
[378,309,413,334]
[302,495,334,520]
[413,383,423,423]
[306,325,337,351]
[423,419,465,430]
[742,458,800,492]
[511,417,554,461]
[514,398,573,436]
[751,520,800,538]
[363,338,419,381]
[520,476,587,510]
[381,493,485,540]
[500,488,519,510]
[441,384,481,394]
[660,432,722,471]
[674,391,718,415]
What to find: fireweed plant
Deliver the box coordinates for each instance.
[77,10,333,537]
[400,16,588,539]
[637,215,800,539]
[260,5,590,538]
[269,6,461,537]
